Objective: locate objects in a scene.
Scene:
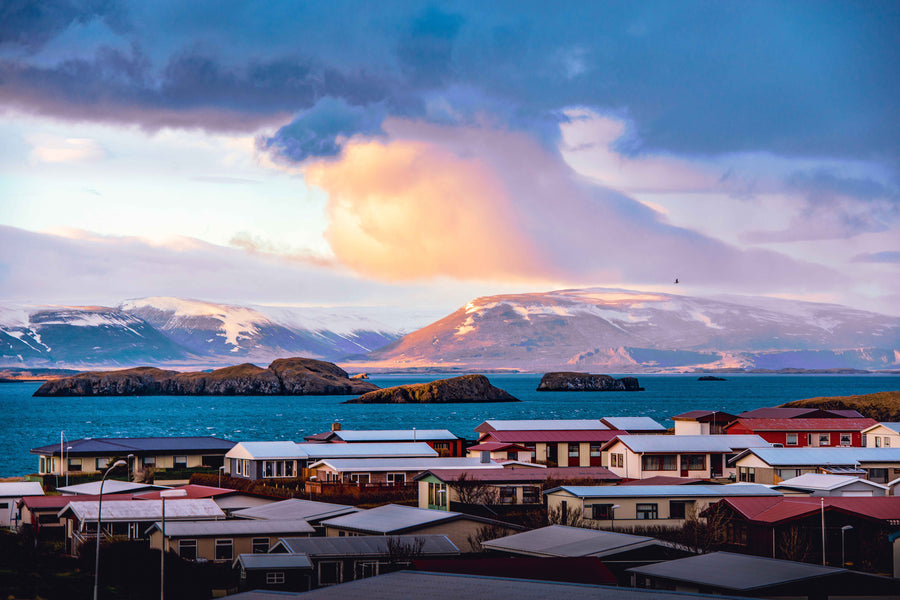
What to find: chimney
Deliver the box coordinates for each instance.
[480,451,491,464]
[332,422,341,432]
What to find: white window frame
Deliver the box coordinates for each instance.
[266,571,285,584]
[179,539,197,560]
[786,433,798,446]
[386,472,406,485]
[819,433,831,446]
[68,457,82,472]
[252,537,269,553]
[349,473,370,485]
[840,433,852,446]
[215,538,233,561]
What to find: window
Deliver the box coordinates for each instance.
[252,538,269,553]
[840,433,852,446]
[499,486,516,504]
[95,458,108,470]
[568,443,580,458]
[179,539,197,560]
[349,473,370,485]
[266,571,285,584]
[0,502,8,510]
[876,436,882,447]
[589,444,603,457]
[433,442,451,456]
[776,468,801,479]
[174,456,187,470]
[641,454,677,471]
[669,500,694,519]
[738,467,755,482]
[636,503,658,520]
[617,454,624,468]
[215,539,233,561]
[284,461,294,477]
[522,486,540,504]
[523,443,536,460]
[435,482,447,507]
[786,433,798,446]
[318,561,342,586]
[264,461,274,478]
[506,450,518,460]
[235,458,243,476]
[591,504,614,520]
[67,458,82,472]
[142,456,156,467]
[819,433,831,446]
[886,437,892,447]
[39,457,46,473]
[386,472,406,485]
[243,459,250,476]
[355,561,379,579]
[684,455,705,471]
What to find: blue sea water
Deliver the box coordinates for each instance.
[2,373,899,477]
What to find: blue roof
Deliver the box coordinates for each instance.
[31,436,235,455]
[546,484,781,498]
[736,447,900,466]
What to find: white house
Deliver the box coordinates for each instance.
[863,423,900,448]
[773,473,889,496]
[0,481,44,529]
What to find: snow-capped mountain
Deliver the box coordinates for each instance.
[363,288,900,371]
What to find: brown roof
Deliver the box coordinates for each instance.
[726,418,877,432]
[416,466,620,483]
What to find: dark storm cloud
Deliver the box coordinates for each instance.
[0,0,127,51]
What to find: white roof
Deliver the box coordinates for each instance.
[482,420,608,431]
[482,525,657,557]
[226,441,438,460]
[612,435,771,453]
[734,447,900,466]
[548,484,781,499]
[56,480,170,495]
[231,498,359,521]
[147,519,314,536]
[602,417,666,431]
[321,504,460,533]
[774,473,888,491]
[0,482,45,497]
[333,430,458,442]
[59,499,224,522]
[226,441,303,460]
[311,457,503,472]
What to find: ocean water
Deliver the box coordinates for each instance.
[2,373,899,477]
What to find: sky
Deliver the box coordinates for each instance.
[1,1,899,319]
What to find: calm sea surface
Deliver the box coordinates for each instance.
[2,373,899,477]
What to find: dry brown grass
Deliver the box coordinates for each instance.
[782,390,900,421]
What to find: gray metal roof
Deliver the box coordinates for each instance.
[59,498,224,522]
[333,430,458,442]
[227,442,302,460]
[482,420,608,431]
[626,552,845,590]
[298,443,438,459]
[147,519,314,537]
[601,417,666,431]
[57,480,169,496]
[31,436,235,456]
[735,447,900,466]
[320,504,460,533]
[294,571,746,600]
[482,525,657,558]
[236,553,313,570]
[310,457,502,472]
[775,473,888,491]
[215,591,302,600]
[274,534,459,557]
[0,482,44,497]
[547,484,781,499]
[231,499,359,522]
[613,435,771,453]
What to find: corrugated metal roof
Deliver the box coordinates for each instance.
[216,591,303,600]
[0,482,44,497]
[418,467,619,483]
[31,436,235,455]
[466,442,529,452]
[737,447,900,466]
[232,499,358,521]
[20,494,135,509]
[311,457,502,472]
[412,557,618,586]
[482,525,655,558]
[320,504,459,533]
[237,553,313,570]
[549,484,780,499]
[227,442,303,460]
[775,473,887,491]
[333,430,459,442]
[292,571,749,600]
[299,442,438,459]
[612,434,770,453]
[671,410,737,422]
[601,417,666,431]
[626,552,843,590]
[134,484,239,500]
[484,430,624,443]
[149,519,314,536]
[275,534,460,557]
[619,476,707,486]
[59,498,224,522]
[478,420,609,432]
[57,480,169,496]
[727,418,876,431]
[722,496,900,523]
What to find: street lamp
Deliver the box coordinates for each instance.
[127,454,134,482]
[93,460,126,600]
[610,504,621,530]
[841,525,853,568]
[218,465,225,488]
[160,488,187,600]
[65,446,73,487]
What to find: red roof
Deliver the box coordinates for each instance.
[738,407,864,419]
[19,494,135,509]
[133,484,237,500]
[481,430,626,444]
[412,557,617,585]
[726,418,877,432]
[466,442,531,452]
[418,466,620,483]
[719,496,900,524]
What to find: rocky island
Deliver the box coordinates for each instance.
[536,372,643,391]
[344,374,519,404]
[32,357,379,396]
[698,375,727,381]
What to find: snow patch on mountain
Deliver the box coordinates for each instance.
[121,297,269,347]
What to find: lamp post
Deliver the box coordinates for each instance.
[820,497,826,565]
[841,525,853,568]
[93,460,126,600]
[218,465,225,488]
[127,454,134,482]
[610,504,621,530]
[160,489,187,600]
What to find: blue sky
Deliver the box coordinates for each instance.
[1,1,898,316]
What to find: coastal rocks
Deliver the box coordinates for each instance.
[536,372,643,392]
[345,374,519,404]
[32,357,379,396]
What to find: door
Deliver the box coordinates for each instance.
[680,455,689,477]
[710,454,723,477]
[547,444,558,465]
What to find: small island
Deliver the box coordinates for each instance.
[536,372,643,392]
[32,357,379,396]
[344,374,519,404]
[698,376,727,381]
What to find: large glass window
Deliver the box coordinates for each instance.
[67,458,82,472]
[215,539,233,561]
[284,461,294,477]
[684,455,705,471]
[636,503,658,520]
[641,455,677,471]
[591,504,614,520]
[174,456,187,470]
[95,458,107,470]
